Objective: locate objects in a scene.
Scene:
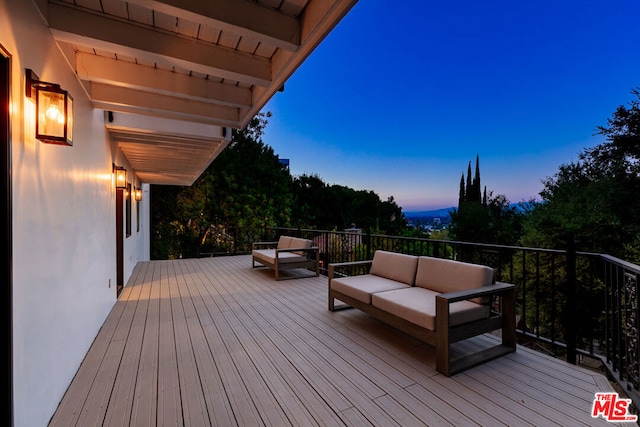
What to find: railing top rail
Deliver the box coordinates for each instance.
[600,253,640,273]
[271,226,603,257]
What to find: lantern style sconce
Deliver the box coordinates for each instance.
[134,187,143,201]
[113,164,127,189]
[26,69,73,146]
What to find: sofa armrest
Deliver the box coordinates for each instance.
[252,241,279,250]
[328,260,373,279]
[435,281,516,375]
[436,281,515,304]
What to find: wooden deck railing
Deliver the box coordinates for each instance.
[197,226,640,408]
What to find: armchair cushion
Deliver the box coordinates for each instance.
[252,250,309,265]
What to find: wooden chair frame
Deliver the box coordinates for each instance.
[252,241,319,281]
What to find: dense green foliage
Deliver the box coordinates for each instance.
[290,173,405,234]
[151,113,407,259]
[522,88,640,261]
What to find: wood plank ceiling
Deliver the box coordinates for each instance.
[35,0,357,185]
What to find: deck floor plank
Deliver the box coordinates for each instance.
[50,256,623,426]
[74,267,146,427]
[156,260,183,426]
[175,261,239,427]
[103,261,153,427]
[178,260,264,427]
[129,259,160,426]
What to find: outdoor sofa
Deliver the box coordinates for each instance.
[328,250,516,376]
[252,235,319,280]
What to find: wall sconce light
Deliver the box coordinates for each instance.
[26,68,73,146]
[134,187,143,201]
[113,164,127,189]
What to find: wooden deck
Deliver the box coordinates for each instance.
[50,256,627,426]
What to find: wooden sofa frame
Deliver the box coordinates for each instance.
[328,260,516,376]
[252,240,319,281]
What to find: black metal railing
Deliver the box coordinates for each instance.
[197,226,640,406]
[601,255,640,401]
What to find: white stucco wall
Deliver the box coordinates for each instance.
[2,0,150,425]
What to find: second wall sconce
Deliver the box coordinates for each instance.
[113,164,127,189]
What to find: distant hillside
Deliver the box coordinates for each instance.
[404,207,454,219]
[405,202,535,222]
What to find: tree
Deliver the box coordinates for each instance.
[290,173,328,228]
[522,89,640,260]
[449,155,525,245]
[206,112,293,229]
[592,87,640,168]
[473,153,482,203]
[290,173,406,233]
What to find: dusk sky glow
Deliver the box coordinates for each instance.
[261,0,640,211]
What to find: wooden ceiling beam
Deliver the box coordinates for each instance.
[48,1,272,86]
[88,82,242,127]
[125,0,301,51]
[75,52,252,108]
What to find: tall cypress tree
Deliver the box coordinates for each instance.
[473,154,481,203]
[458,155,484,206]
[451,154,523,245]
[466,162,473,202]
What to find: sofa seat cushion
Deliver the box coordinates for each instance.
[252,249,306,264]
[369,250,419,285]
[331,274,411,304]
[371,287,490,331]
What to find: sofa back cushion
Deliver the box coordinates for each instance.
[369,250,419,286]
[277,235,293,249]
[415,257,493,298]
[289,237,312,255]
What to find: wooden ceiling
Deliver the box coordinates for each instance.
[35,0,357,185]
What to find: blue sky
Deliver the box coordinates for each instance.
[261,0,640,211]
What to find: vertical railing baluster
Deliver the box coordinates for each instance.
[550,255,556,344]
[521,250,527,338]
[616,265,623,377]
[535,252,540,340]
[604,261,611,366]
[565,237,577,365]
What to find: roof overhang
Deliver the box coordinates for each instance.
[35,0,357,185]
